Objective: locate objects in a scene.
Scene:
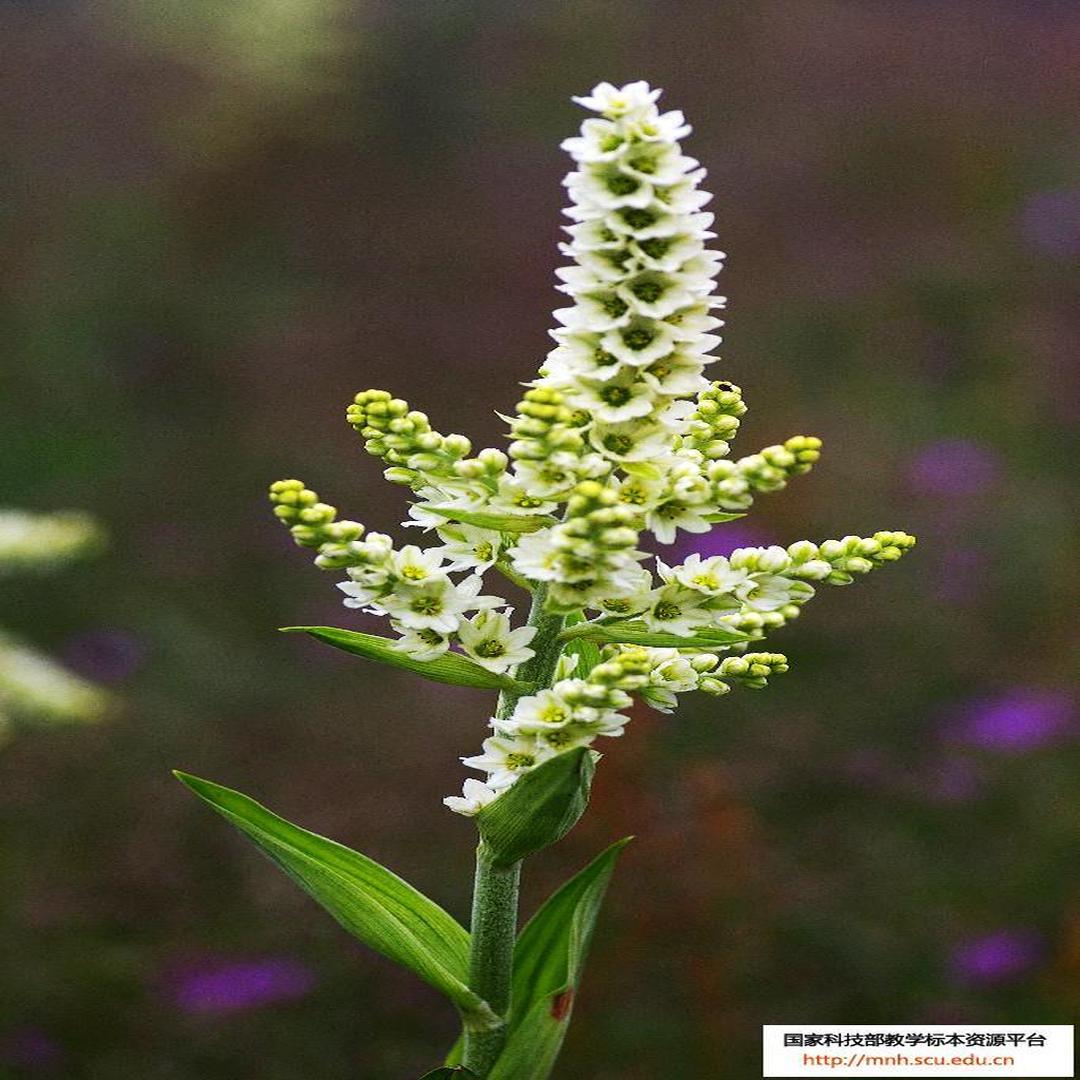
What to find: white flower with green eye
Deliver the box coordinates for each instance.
[564,374,655,423]
[462,732,554,790]
[441,778,499,816]
[571,80,660,117]
[390,544,446,583]
[502,688,576,733]
[640,583,714,636]
[598,319,678,366]
[663,553,751,596]
[646,499,714,545]
[737,574,815,613]
[589,417,676,463]
[456,611,537,674]
[392,624,451,661]
[433,524,503,572]
[380,574,503,634]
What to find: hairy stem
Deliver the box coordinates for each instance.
[462,583,567,1076]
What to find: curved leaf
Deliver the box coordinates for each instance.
[476,748,596,868]
[419,1069,478,1079]
[281,627,530,692]
[427,506,556,534]
[174,772,493,1023]
[488,838,632,1080]
[563,620,749,649]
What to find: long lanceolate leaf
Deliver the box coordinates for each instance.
[280,627,531,692]
[563,619,750,649]
[174,773,495,1026]
[487,838,632,1080]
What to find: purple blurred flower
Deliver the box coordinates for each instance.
[1019,189,1080,259]
[668,523,775,562]
[953,688,1076,754]
[0,1027,63,1070]
[169,957,317,1014]
[908,439,1001,497]
[61,628,144,683]
[950,929,1044,985]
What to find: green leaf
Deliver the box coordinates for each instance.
[173,772,493,1024]
[418,1069,478,1079]
[565,619,749,649]
[281,627,529,692]
[476,749,596,868]
[488,838,632,1080]
[703,511,747,523]
[427,506,556,534]
[561,611,600,677]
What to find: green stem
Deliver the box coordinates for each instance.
[462,844,521,1075]
[462,583,567,1076]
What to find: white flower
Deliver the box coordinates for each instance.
[434,524,503,572]
[380,574,503,634]
[457,611,537,673]
[392,624,451,661]
[443,778,500,816]
[640,583,714,636]
[590,418,675,462]
[390,544,446,583]
[663,554,751,596]
[645,499,713,544]
[599,320,678,366]
[571,80,661,118]
[503,688,576,733]
[736,574,814,612]
[564,374,656,423]
[462,732,553,789]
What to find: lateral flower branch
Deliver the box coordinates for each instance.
[177,81,915,1080]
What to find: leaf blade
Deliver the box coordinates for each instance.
[174,772,489,1018]
[427,506,557,534]
[488,838,632,1080]
[281,627,529,692]
[567,620,749,649]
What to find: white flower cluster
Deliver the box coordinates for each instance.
[270,82,916,816]
[0,509,103,576]
[270,480,537,673]
[0,632,108,744]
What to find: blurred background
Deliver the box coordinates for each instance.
[1,1,1078,1076]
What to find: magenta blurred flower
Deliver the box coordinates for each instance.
[950,929,1044,985]
[0,1027,63,1070]
[908,439,1001,497]
[954,688,1076,753]
[1019,189,1080,259]
[61,628,144,683]
[169,957,317,1014]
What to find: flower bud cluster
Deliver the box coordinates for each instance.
[448,640,791,812]
[705,435,823,512]
[678,380,746,460]
[510,481,648,613]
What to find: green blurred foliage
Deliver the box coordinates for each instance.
[0,1,1078,1077]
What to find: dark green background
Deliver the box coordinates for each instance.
[1,1,1077,1076]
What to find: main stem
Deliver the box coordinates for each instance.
[462,583,566,1076]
